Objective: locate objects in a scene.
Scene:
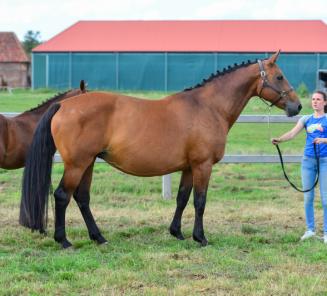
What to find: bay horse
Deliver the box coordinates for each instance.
[0,80,86,169]
[20,51,302,248]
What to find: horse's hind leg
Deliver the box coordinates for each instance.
[169,169,193,240]
[73,161,107,245]
[54,179,73,249]
[54,163,92,249]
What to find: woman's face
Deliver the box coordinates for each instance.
[311,92,326,112]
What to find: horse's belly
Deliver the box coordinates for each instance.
[102,147,187,177]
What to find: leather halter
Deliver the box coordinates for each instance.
[257,59,294,107]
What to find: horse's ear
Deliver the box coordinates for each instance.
[80,80,86,93]
[268,50,281,65]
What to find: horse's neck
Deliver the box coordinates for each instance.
[207,67,258,128]
[17,105,51,123]
[18,92,72,120]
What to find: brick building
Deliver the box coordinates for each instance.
[0,32,30,88]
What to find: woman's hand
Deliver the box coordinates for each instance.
[271,138,281,145]
[313,138,327,144]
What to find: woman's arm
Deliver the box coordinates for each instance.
[271,120,304,145]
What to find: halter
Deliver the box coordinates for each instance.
[257,59,294,107]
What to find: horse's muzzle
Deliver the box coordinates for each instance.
[286,101,302,117]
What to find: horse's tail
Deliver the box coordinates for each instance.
[19,103,61,232]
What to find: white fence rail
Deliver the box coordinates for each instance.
[4,113,301,198]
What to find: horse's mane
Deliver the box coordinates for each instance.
[184,59,261,92]
[25,90,72,113]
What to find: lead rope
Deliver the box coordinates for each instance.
[275,143,319,193]
[267,105,272,142]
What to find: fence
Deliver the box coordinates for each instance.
[3,113,301,198]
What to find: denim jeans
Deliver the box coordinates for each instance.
[301,156,327,234]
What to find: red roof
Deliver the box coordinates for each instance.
[0,32,29,62]
[33,20,327,53]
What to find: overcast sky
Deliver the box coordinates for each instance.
[1,0,326,41]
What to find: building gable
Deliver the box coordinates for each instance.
[0,32,29,63]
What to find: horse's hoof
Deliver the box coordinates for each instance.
[169,227,185,240]
[61,239,73,249]
[97,237,108,245]
[175,233,185,240]
[39,229,48,236]
[200,239,208,247]
[91,233,108,245]
[193,234,208,247]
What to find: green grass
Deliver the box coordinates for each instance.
[1,164,327,295]
[0,90,325,295]
[0,88,313,114]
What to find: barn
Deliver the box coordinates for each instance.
[32,20,327,92]
[0,32,30,88]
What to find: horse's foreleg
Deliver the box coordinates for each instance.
[192,162,212,247]
[169,169,193,240]
[73,162,107,245]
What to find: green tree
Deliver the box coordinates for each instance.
[22,30,42,55]
[296,82,309,99]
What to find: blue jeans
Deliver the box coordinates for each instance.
[301,156,327,234]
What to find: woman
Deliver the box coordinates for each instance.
[271,90,327,243]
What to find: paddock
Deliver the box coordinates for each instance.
[1,89,327,294]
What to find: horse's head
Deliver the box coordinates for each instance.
[62,80,88,98]
[256,50,302,117]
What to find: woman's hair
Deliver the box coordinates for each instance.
[313,90,327,113]
[314,90,327,100]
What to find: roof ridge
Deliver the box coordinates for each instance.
[32,20,327,53]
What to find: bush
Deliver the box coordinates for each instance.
[296,82,309,99]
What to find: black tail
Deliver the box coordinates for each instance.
[19,103,61,232]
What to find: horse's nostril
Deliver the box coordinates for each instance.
[298,104,302,112]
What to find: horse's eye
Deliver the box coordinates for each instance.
[277,75,283,81]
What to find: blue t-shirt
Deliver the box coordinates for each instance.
[300,114,327,157]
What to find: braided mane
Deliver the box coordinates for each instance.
[184,59,260,91]
[25,90,72,113]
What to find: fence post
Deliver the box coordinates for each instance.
[162,174,172,199]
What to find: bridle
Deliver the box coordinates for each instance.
[257,59,294,107]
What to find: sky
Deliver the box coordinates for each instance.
[1,0,327,41]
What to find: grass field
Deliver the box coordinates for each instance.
[1,89,326,295]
